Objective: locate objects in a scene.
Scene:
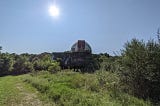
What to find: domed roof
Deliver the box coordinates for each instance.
[71,40,92,53]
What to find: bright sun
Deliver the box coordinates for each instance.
[49,5,60,17]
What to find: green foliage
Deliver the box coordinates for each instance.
[32,53,61,73]
[0,52,60,76]
[13,55,34,75]
[96,70,120,91]
[24,71,150,106]
[24,76,49,93]
[0,53,14,76]
[48,62,61,73]
[97,53,121,73]
[120,38,160,102]
[71,73,99,92]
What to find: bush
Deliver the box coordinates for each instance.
[32,54,61,73]
[120,39,160,102]
[48,62,61,73]
[12,55,34,75]
[0,53,14,76]
[96,70,120,92]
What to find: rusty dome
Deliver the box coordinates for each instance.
[71,40,92,53]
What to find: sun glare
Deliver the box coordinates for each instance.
[49,5,60,17]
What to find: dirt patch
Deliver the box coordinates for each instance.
[15,83,52,106]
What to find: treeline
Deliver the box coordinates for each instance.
[100,39,160,103]
[0,52,60,76]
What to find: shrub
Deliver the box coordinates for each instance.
[48,62,61,73]
[0,53,14,76]
[120,39,160,102]
[12,55,34,75]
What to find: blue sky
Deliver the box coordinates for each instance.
[0,0,160,55]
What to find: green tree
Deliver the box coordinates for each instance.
[0,53,14,76]
[120,39,160,102]
[12,55,34,75]
[32,53,61,72]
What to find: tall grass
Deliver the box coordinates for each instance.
[23,70,151,106]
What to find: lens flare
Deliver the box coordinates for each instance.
[49,5,59,17]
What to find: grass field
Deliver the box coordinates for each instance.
[0,70,152,106]
[23,70,151,106]
[0,76,21,106]
[0,75,54,106]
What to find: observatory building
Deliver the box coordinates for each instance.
[52,40,95,72]
[71,40,92,53]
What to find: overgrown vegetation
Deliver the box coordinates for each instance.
[0,52,61,76]
[24,70,150,106]
[119,39,160,103]
[0,75,54,106]
[1,37,160,105]
[89,39,160,104]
